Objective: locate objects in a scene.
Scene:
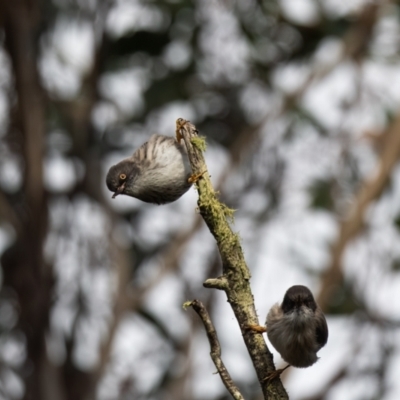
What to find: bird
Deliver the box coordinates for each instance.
[106,133,193,204]
[248,285,328,380]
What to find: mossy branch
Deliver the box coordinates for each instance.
[177,118,288,400]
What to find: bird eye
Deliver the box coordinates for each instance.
[119,173,126,180]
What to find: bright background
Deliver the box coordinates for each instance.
[1,0,400,399]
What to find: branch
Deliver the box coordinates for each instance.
[187,300,245,400]
[282,2,381,114]
[177,119,288,400]
[318,111,400,310]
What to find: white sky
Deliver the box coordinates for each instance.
[1,0,400,399]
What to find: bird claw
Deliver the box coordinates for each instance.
[188,171,206,184]
[263,365,290,382]
[175,118,186,142]
[245,324,267,334]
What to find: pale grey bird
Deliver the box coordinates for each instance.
[248,285,328,379]
[106,134,193,204]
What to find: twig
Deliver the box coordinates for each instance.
[188,299,245,400]
[177,118,288,400]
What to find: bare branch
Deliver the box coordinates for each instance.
[189,299,245,400]
[203,277,229,291]
[178,119,288,400]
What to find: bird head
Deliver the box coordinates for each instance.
[281,285,317,315]
[106,160,139,199]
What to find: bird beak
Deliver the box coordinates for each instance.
[112,182,126,199]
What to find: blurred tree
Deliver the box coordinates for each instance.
[0,0,400,399]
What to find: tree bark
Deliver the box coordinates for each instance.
[178,119,288,400]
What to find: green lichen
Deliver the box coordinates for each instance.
[191,136,207,152]
[221,204,236,222]
[182,301,193,310]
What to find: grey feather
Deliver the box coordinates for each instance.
[106,134,192,204]
[266,285,328,368]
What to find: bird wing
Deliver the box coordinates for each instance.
[315,308,329,349]
[131,134,175,165]
[130,139,150,163]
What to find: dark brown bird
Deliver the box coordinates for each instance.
[267,285,328,368]
[106,134,192,204]
[248,285,328,379]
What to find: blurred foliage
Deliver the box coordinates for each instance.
[309,178,335,211]
[0,0,400,400]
